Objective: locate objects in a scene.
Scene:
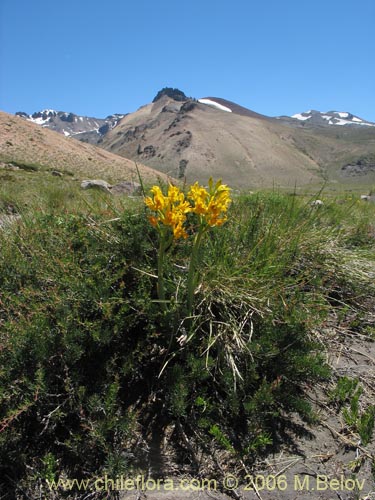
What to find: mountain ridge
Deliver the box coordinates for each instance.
[277,109,375,128]
[16,103,375,133]
[8,89,375,188]
[15,109,126,144]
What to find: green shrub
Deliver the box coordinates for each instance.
[0,192,374,497]
[331,377,375,447]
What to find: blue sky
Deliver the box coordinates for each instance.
[1,0,374,121]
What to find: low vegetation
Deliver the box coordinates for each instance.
[0,175,374,498]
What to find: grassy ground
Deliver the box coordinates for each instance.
[0,174,374,499]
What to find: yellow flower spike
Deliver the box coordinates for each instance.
[145,178,231,236]
[149,186,167,211]
[167,184,183,203]
[187,178,231,227]
[145,196,158,212]
[173,222,188,240]
[143,179,231,314]
[144,184,193,240]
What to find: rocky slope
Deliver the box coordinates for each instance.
[98,95,323,188]
[0,111,171,184]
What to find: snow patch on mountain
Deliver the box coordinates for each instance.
[291,113,311,121]
[198,99,232,113]
[31,116,51,125]
[290,110,375,127]
[15,110,125,142]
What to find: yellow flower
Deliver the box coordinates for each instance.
[167,184,184,204]
[145,179,231,236]
[145,186,167,211]
[144,184,191,239]
[188,178,231,227]
[173,222,188,239]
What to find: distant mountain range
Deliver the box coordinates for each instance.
[8,88,375,188]
[16,99,375,143]
[15,110,125,143]
[277,109,375,128]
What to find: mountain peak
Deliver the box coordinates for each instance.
[32,109,58,117]
[152,87,188,103]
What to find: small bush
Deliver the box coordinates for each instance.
[0,192,374,497]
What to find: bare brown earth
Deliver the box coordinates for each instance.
[0,111,172,185]
[99,96,375,189]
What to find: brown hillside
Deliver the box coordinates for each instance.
[99,96,375,189]
[0,111,171,184]
[99,96,322,188]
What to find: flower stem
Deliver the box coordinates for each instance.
[157,237,167,310]
[186,226,205,316]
